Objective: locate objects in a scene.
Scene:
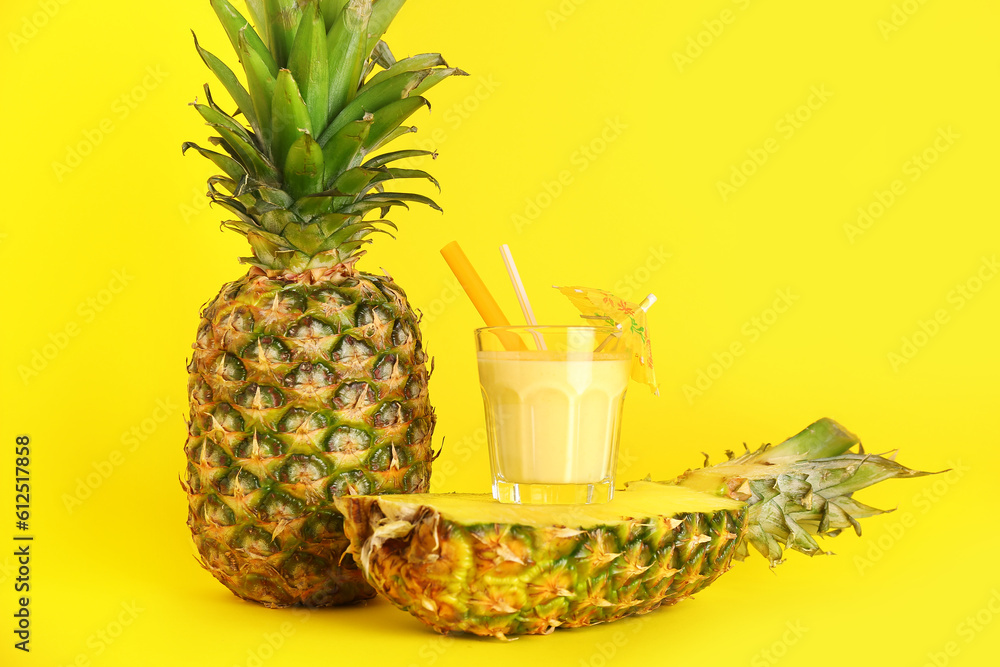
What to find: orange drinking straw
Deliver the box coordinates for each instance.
[440,241,526,351]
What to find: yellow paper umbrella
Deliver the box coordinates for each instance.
[554,286,659,394]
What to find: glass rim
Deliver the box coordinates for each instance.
[475,324,620,334]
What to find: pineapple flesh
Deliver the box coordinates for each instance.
[182,0,462,607]
[336,419,930,636]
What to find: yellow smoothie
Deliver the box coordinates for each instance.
[476,350,631,485]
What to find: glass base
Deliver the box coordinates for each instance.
[492,479,614,505]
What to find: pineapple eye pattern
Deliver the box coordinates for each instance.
[331,335,375,364]
[327,470,371,497]
[407,417,431,445]
[233,525,278,557]
[278,408,328,433]
[242,336,291,362]
[202,496,236,526]
[214,353,247,381]
[367,445,410,472]
[192,439,231,468]
[310,287,350,307]
[333,382,376,409]
[281,552,328,580]
[261,289,307,314]
[283,362,337,388]
[233,433,286,459]
[212,404,244,432]
[404,375,424,400]
[189,377,213,403]
[372,354,397,381]
[184,462,202,494]
[354,303,375,327]
[391,320,412,347]
[196,322,213,347]
[301,510,345,541]
[217,467,260,495]
[227,306,255,332]
[286,316,335,338]
[324,426,372,454]
[277,454,329,484]
[234,383,285,409]
[402,462,429,493]
[254,490,304,521]
[374,401,407,427]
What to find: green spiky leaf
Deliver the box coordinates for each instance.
[211,0,277,76]
[263,0,303,67]
[366,167,440,191]
[239,30,278,149]
[182,141,246,182]
[283,133,325,199]
[288,2,329,134]
[363,53,446,89]
[362,95,428,153]
[318,69,427,145]
[326,0,371,122]
[362,148,435,168]
[192,32,258,133]
[361,191,441,212]
[271,69,312,172]
[322,115,374,185]
[365,0,405,57]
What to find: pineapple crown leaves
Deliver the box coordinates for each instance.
[184,0,466,272]
[676,418,936,566]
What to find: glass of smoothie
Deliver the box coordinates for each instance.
[475,325,631,504]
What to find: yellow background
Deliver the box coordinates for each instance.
[2,0,998,664]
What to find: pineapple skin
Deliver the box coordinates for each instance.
[183,264,435,607]
[338,496,747,636]
[336,419,929,634]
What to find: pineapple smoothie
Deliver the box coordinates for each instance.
[477,349,631,496]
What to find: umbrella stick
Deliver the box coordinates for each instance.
[595,294,657,353]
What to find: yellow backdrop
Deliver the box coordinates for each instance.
[1,0,998,665]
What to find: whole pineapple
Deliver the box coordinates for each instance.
[181,0,463,607]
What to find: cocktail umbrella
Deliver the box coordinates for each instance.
[554,286,658,394]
